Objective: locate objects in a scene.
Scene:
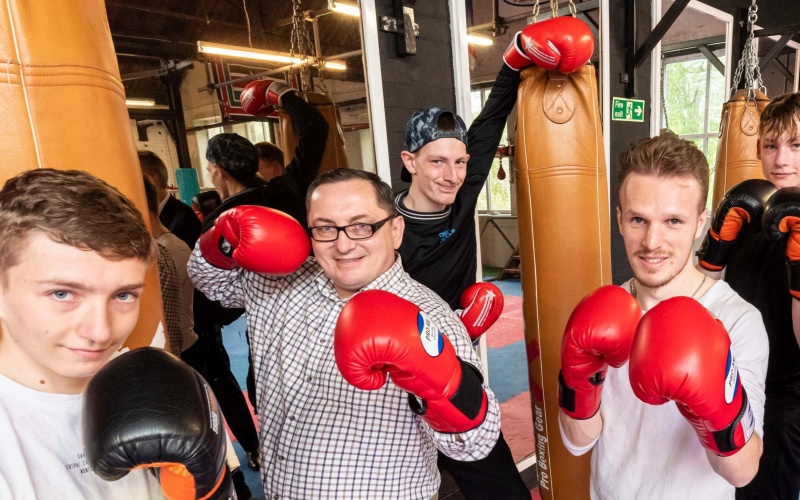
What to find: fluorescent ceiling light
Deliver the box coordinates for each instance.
[197,41,346,71]
[466,34,493,47]
[328,0,360,17]
[126,99,155,107]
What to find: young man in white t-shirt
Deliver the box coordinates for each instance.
[558,134,769,499]
[0,169,163,499]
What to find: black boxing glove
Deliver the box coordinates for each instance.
[697,179,776,271]
[192,190,222,223]
[763,187,800,299]
[83,348,232,500]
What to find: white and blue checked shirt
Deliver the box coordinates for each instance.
[188,251,501,500]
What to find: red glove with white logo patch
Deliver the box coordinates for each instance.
[334,290,488,433]
[240,79,296,117]
[457,282,504,340]
[515,16,594,74]
[629,297,754,456]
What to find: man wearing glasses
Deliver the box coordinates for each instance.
[188,168,500,499]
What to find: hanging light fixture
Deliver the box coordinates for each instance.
[125,99,156,107]
[328,0,360,17]
[466,34,494,47]
[197,41,347,71]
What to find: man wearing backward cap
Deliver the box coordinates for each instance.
[394,15,596,498]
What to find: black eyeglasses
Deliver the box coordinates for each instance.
[308,215,396,242]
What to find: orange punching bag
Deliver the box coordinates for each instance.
[516,64,610,499]
[280,92,349,174]
[0,0,165,349]
[711,89,770,210]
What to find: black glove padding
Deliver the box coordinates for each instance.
[83,348,233,500]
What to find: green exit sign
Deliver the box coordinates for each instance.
[612,97,645,122]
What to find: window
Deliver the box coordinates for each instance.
[471,88,512,214]
[662,52,727,209]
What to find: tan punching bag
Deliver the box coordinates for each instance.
[0,0,165,350]
[516,64,610,499]
[280,92,349,173]
[711,89,770,209]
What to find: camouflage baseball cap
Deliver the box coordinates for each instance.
[205,133,259,175]
[401,107,468,182]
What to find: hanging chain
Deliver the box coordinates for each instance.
[533,0,577,23]
[286,0,329,93]
[531,0,540,25]
[731,0,765,98]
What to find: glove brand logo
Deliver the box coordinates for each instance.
[724,351,739,405]
[462,291,496,328]
[416,312,444,357]
[204,384,220,434]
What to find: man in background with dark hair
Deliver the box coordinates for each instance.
[138,150,201,249]
[255,141,285,182]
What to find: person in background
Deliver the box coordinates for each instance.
[393,17,595,498]
[697,91,800,499]
[138,150,201,249]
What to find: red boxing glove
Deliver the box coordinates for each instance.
[503,31,532,71]
[629,297,755,456]
[240,79,295,117]
[458,282,504,340]
[334,290,488,433]
[559,285,641,420]
[518,16,594,73]
[199,205,310,275]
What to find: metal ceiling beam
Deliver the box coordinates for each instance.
[759,32,794,70]
[697,44,724,75]
[106,1,246,29]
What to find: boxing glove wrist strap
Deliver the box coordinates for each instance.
[406,359,487,433]
[710,387,755,456]
[697,236,734,271]
[557,369,602,420]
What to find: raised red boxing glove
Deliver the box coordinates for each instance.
[559,285,641,420]
[458,282,504,340]
[198,205,310,275]
[629,297,755,456]
[762,187,800,299]
[697,179,776,271]
[517,16,594,74]
[240,79,296,117]
[334,290,488,433]
[503,31,532,71]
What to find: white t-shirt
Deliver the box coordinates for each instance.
[0,373,165,500]
[560,281,769,500]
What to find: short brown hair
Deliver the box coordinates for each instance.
[759,92,800,142]
[138,151,169,189]
[617,133,709,212]
[306,169,397,220]
[254,141,285,167]
[0,169,156,273]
